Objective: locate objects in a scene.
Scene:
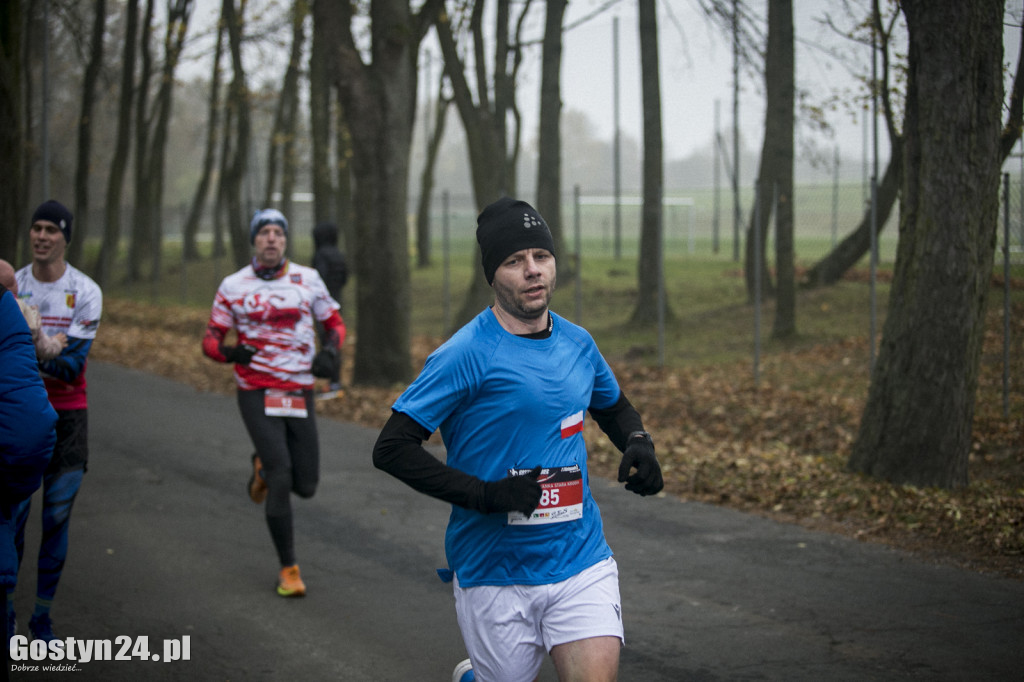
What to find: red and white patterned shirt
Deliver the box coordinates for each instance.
[204,261,343,391]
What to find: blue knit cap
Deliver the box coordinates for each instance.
[249,208,289,244]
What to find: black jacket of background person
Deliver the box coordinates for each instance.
[312,222,348,301]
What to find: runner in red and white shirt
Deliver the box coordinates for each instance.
[202,208,345,598]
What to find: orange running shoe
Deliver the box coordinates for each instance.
[248,453,267,504]
[277,564,306,597]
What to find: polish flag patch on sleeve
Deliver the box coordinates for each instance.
[560,410,584,438]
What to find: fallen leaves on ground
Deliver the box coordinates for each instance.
[92,298,1023,580]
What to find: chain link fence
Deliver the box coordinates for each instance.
[1003,171,1024,266]
[96,166,1022,305]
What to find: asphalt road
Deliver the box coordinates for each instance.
[6,361,1023,681]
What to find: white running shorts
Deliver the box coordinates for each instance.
[453,557,623,682]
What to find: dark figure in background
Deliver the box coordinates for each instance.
[312,222,348,396]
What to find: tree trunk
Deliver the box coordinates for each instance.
[415,85,449,268]
[310,0,335,228]
[328,0,439,385]
[182,18,224,262]
[630,0,666,326]
[800,150,902,289]
[0,0,25,259]
[69,0,105,267]
[262,0,307,219]
[128,0,156,283]
[767,0,795,339]
[848,0,1004,489]
[334,105,354,254]
[805,5,1023,291]
[95,0,138,287]
[434,0,525,330]
[221,0,252,269]
[743,0,794,307]
[144,0,192,292]
[534,0,567,269]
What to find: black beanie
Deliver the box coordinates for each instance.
[476,197,555,285]
[32,200,73,243]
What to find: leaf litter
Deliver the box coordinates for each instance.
[93,298,1023,580]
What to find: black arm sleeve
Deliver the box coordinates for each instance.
[372,410,488,512]
[587,391,645,453]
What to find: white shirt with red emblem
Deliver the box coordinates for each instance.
[14,262,102,410]
[207,262,341,391]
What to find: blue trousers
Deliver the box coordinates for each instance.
[6,468,84,604]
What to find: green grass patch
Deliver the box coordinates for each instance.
[84,235,1023,373]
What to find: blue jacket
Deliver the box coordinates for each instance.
[0,285,56,506]
[0,285,56,587]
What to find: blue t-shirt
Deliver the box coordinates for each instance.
[392,308,621,587]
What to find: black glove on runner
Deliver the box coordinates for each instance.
[311,347,339,378]
[617,431,663,496]
[483,466,543,516]
[223,344,257,365]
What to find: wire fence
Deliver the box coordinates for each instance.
[88,167,1023,306]
[404,181,900,264]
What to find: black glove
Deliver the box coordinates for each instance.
[617,431,663,496]
[311,347,339,378]
[223,344,257,365]
[483,466,543,516]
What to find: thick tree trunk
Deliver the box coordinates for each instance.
[848,0,1004,489]
[329,0,439,385]
[631,0,665,326]
[0,0,25,258]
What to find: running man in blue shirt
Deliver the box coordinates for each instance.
[373,196,663,682]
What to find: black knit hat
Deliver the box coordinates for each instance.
[32,200,73,243]
[476,197,555,285]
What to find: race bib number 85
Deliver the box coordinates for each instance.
[507,465,584,526]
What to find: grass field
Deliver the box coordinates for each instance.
[92,230,1018,374]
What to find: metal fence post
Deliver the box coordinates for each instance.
[574,185,582,325]
[753,179,762,387]
[1003,173,1011,419]
[443,190,451,337]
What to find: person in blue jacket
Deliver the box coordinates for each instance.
[0,277,57,649]
[373,197,664,682]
